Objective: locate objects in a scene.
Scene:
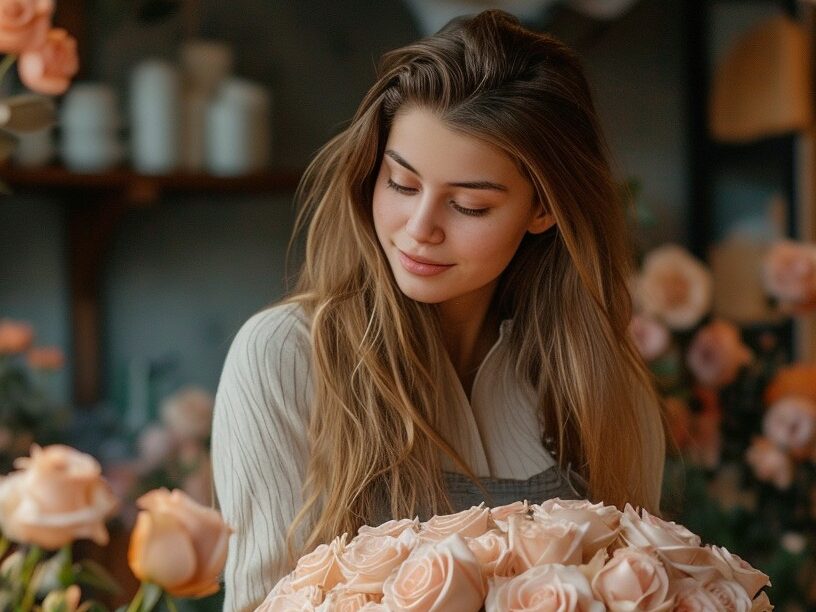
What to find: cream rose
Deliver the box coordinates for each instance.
[339,532,414,593]
[762,396,816,454]
[489,501,529,532]
[686,320,752,389]
[671,578,721,611]
[531,498,621,562]
[655,545,727,583]
[290,534,347,591]
[128,487,232,597]
[628,314,671,362]
[17,28,78,95]
[636,244,713,330]
[0,0,51,54]
[703,578,752,611]
[466,528,515,580]
[620,504,701,549]
[256,585,323,611]
[591,548,671,612]
[709,546,770,598]
[745,437,793,489]
[762,240,816,307]
[358,517,420,539]
[0,444,118,549]
[419,504,490,542]
[751,592,773,612]
[317,589,380,611]
[0,318,34,354]
[486,564,605,612]
[382,534,484,612]
[508,514,587,573]
[160,386,215,442]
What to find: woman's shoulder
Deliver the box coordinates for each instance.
[230,301,312,355]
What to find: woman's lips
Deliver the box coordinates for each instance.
[398,250,454,276]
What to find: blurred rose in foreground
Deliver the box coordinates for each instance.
[128,487,232,598]
[0,444,119,549]
[686,320,752,389]
[636,244,713,330]
[0,318,34,354]
[0,0,53,54]
[762,240,816,311]
[160,386,214,442]
[628,314,671,362]
[26,345,64,370]
[745,437,793,490]
[18,27,78,95]
[762,396,816,457]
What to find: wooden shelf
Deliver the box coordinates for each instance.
[0,163,303,407]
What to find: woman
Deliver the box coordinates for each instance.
[211,9,666,611]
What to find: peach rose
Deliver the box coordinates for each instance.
[0,0,51,53]
[745,437,793,489]
[686,320,752,389]
[160,386,214,442]
[762,240,816,308]
[655,545,728,583]
[709,546,770,598]
[358,517,419,539]
[0,318,34,354]
[628,314,671,362]
[359,604,389,611]
[290,534,347,591]
[591,548,671,612]
[466,529,515,580]
[419,504,490,542]
[18,28,78,96]
[26,346,64,370]
[486,564,604,612]
[128,488,233,598]
[339,532,415,593]
[382,534,484,612]
[671,578,721,611]
[508,514,587,573]
[703,578,752,611]
[619,504,701,549]
[636,244,713,330]
[256,585,323,611]
[751,592,773,612]
[0,444,119,549]
[531,498,621,562]
[762,396,816,455]
[489,500,529,532]
[41,585,81,612]
[316,589,379,611]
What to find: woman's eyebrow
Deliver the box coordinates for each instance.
[384,149,509,192]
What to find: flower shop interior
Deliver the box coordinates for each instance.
[1,0,816,609]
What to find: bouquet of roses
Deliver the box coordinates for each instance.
[258,499,772,611]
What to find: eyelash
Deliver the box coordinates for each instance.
[386,178,488,217]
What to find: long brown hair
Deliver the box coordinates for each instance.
[280,9,665,560]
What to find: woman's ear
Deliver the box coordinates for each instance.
[527,204,556,235]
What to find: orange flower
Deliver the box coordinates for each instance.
[128,488,233,598]
[18,27,78,95]
[765,364,816,406]
[0,0,52,54]
[0,318,34,354]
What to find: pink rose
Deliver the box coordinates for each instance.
[25,346,64,370]
[256,585,323,611]
[636,244,713,330]
[508,514,587,573]
[762,240,816,309]
[290,534,347,592]
[486,564,604,612]
[703,578,752,611]
[686,320,752,389]
[382,534,484,612]
[591,548,671,612]
[671,578,721,611]
[160,386,214,441]
[745,437,793,489]
[709,546,770,598]
[655,545,728,583]
[338,532,415,593]
[489,501,529,532]
[0,318,34,354]
[531,498,622,562]
[419,504,490,542]
[0,0,51,54]
[358,517,419,539]
[762,396,816,455]
[18,28,78,95]
[317,590,380,611]
[620,504,701,549]
[465,529,515,580]
[628,314,671,361]
[0,444,119,550]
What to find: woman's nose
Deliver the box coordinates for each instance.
[405,194,444,244]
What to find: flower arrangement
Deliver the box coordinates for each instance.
[0,443,232,611]
[258,499,771,611]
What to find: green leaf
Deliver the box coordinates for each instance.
[74,560,123,595]
[140,583,163,612]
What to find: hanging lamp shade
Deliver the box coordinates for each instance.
[709,14,813,143]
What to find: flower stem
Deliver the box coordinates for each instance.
[0,54,17,86]
[163,595,179,612]
[125,583,145,612]
[18,545,43,612]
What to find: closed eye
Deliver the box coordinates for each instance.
[386,178,489,217]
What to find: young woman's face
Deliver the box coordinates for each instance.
[373,107,555,306]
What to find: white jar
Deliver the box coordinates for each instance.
[129,59,181,174]
[59,82,123,172]
[205,78,271,176]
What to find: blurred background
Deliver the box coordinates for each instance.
[1,0,816,608]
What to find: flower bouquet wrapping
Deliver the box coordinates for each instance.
[258,499,772,611]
